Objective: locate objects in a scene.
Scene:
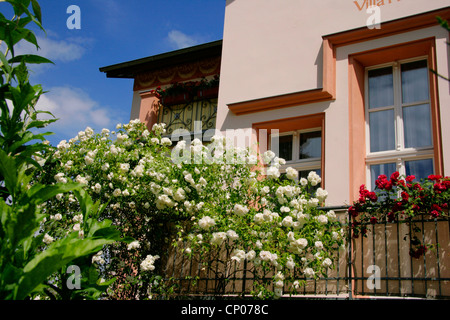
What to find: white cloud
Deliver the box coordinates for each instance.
[35,86,122,144]
[37,37,87,62]
[167,30,201,49]
[0,31,92,78]
[15,34,89,62]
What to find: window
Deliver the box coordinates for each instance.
[365,58,434,189]
[271,129,322,181]
[253,113,325,187]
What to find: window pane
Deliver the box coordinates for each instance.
[368,67,394,109]
[405,158,434,182]
[369,109,395,152]
[401,60,429,104]
[299,131,321,159]
[370,163,396,191]
[403,103,432,148]
[278,135,293,161]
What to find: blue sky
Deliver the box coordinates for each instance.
[4,0,225,146]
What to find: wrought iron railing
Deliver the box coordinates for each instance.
[350,211,450,299]
[157,97,217,138]
[151,207,449,300]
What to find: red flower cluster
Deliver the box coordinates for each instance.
[349,171,450,259]
[358,184,377,203]
[410,245,428,259]
[429,174,450,194]
[375,174,393,190]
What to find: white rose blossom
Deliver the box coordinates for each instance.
[127,241,141,250]
[211,232,227,245]
[198,216,215,230]
[266,166,280,179]
[43,233,54,244]
[140,255,160,272]
[322,258,333,268]
[231,249,246,263]
[233,204,249,216]
[285,167,298,180]
[304,267,315,278]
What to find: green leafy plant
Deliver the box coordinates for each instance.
[0,0,128,300]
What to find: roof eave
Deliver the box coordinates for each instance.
[99,39,223,79]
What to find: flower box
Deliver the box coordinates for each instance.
[196,86,219,100]
[160,93,192,106]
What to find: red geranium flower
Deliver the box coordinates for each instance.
[434,183,446,194]
[393,202,403,212]
[390,171,400,184]
[387,212,395,222]
[401,191,409,202]
[428,174,442,181]
[348,206,359,218]
[367,191,377,202]
[431,210,440,218]
[375,174,393,191]
[431,203,442,212]
[410,245,427,259]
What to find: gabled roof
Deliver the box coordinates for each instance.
[99,40,223,79]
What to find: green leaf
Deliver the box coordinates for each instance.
[437,16,450,32]
[0,263,23,299]
[9,54,53,65]
[0,50,12,80]
[0,148,18,198]
[25,118,57,130]
[73,188,94,222]
[11,201,38,249]
[6,0,44,32]
[23,182,82,206]
[16,16,32,29]
[16,230,121,299]
[30,0,42,24]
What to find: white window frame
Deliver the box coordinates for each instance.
[365,56,434,187]
[270,128,322,175]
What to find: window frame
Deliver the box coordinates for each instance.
[270,127,322,177]
[252,112,326,187]
[364,56,435,187]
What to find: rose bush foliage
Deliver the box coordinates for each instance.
[35,119,346,299]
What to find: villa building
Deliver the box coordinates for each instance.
[100,1,450,298]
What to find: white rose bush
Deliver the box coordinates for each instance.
[35,118,346,299]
